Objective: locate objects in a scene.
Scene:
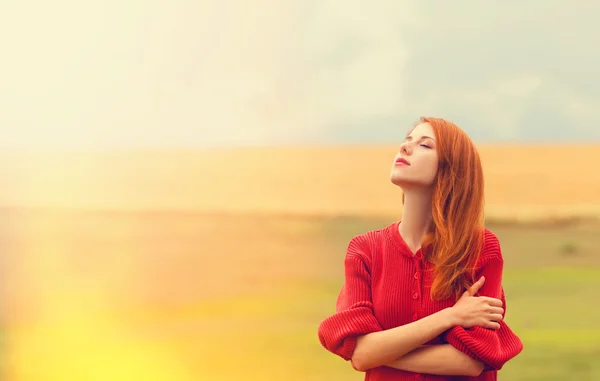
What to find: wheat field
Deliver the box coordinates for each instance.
[1,144,599,218]
[1,145,600,380]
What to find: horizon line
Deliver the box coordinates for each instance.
[1,140,600,154]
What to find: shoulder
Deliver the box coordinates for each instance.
[480,228,503,263]
[346,222,394,264]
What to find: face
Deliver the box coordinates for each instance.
[390,122,439,189]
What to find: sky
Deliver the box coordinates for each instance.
[1,0,599,150]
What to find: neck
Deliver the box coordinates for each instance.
[398,188,433,252]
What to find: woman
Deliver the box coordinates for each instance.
[317,117,523,380]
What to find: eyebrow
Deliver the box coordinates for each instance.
[404,135,436,141]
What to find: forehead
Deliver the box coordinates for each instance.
[407,122,434,138]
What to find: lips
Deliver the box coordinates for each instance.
[395,157,410,166]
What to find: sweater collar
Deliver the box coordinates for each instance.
[386,220,425,259]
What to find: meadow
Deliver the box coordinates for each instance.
[2,209,600,380]
[1,145,599,218]
[1,145,600,380]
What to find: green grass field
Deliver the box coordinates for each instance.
[3,210,600,380]
[195,214,600,381]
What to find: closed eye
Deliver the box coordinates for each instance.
[420,144,431,149]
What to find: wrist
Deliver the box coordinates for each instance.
[441,307,458,329]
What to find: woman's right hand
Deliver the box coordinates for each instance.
[449,276,504,330]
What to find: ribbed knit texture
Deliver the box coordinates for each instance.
[317,221,523,380]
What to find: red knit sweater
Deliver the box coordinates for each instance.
[317,221,523,380]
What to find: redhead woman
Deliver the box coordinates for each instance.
[317,117,523,380]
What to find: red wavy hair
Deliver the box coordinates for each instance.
[406,117,486,301]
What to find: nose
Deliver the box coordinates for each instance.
[399,141,411,155]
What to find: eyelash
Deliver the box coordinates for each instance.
[420,144,431,149]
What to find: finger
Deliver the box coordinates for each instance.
[477,318,496,329]
[489,313,504,322]
[489,307,504,315]
[468,276,485,295]
[468,276,485,296]
[481,297,503,307]
[484,321,501,330]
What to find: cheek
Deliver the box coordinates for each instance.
[424,158,439,182]
[426,157,439,174]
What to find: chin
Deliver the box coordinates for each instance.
[390,175,405,187]
[391,176,432,191]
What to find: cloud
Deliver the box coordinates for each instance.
[0,0,422,148]
[0,0,598,149]
[398,0,600,141]
[0,1,312,148]
[293,1,418,138]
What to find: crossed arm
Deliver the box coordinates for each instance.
[344,303,486,376]
[318,251,489,377]
[366,253,515,376]
[384,344,484,376]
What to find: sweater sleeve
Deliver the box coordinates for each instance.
[444,231,524,370]
[317,237,383,361]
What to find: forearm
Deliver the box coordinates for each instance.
[351,308,455,371]
[386,344,484,377]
